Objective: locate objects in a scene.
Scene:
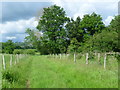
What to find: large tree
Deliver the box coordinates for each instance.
[36,5,69,54]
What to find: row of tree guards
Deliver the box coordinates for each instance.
[1,54,27,70]
[50,52,119,69]
[1,52,119,70]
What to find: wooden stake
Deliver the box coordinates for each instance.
[64,53,66,58]
[2,54,5,70]
[98,53,100,63]
[56,54,57,58]
[74,53,76,63]
[14,55,16,65]
[104,53,107,69]
[17,54,19,63]
[53,54,54,58]
[60,54,61,59]
[86,53,88,64]
[10,54,12,67]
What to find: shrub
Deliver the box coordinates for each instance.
[24,49,35,55]
[13,49,23,54]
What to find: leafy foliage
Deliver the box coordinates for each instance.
[13,49,22,54]
[81,29,118,53]
[80,12,105,36]
[67,38,80,53]
[2,40,15,54]
[2,5,118,55]
[37,5,69,54]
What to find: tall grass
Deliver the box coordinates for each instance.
[29,55,118,88]
[1,54,118,88]
[2,55,33,88]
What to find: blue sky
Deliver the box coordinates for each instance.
[0,0,119,42]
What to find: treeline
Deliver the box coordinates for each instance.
[25,5,119,54]
[1,40,36,54]
[1,5,119,55]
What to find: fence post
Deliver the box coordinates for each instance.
[2,54,5,70]
[74,53,76,63]
[53,54,54,58]
[67,54,69,57]
[10,54,12,67]
[64,53,66,58]
[86,53,88,64]
[56,54,57,58]
[104,53,107,69]
[17,54,19,63]
[14,55,16,65]
[98,53,100,63]
[60,54,61,59]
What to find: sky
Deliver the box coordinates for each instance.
[0,0,119,42]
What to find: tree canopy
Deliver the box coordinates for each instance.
[23,5,119,54]
[36,5,69,54]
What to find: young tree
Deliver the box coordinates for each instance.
[25,28,42,54]
[67,38,80,53]
[2,40,15,54]
[82,29,118,53]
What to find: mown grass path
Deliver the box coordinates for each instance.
[27,55,118,88]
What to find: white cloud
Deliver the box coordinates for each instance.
[1,17,38,34]
[52,0,118,20]
[104,16,114,26]
[6,36,16,40]
[52,0,97,20]
[1,0,119,42]
[0,17,38,42]
[52,0,119,3]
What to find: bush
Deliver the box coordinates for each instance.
[24,49,35,55]
[13,49,23,54]
[13,49,36,55]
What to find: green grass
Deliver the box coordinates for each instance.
[1,54,118,88]
[2,55,32,88]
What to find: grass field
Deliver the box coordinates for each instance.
[1,54,118,88]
